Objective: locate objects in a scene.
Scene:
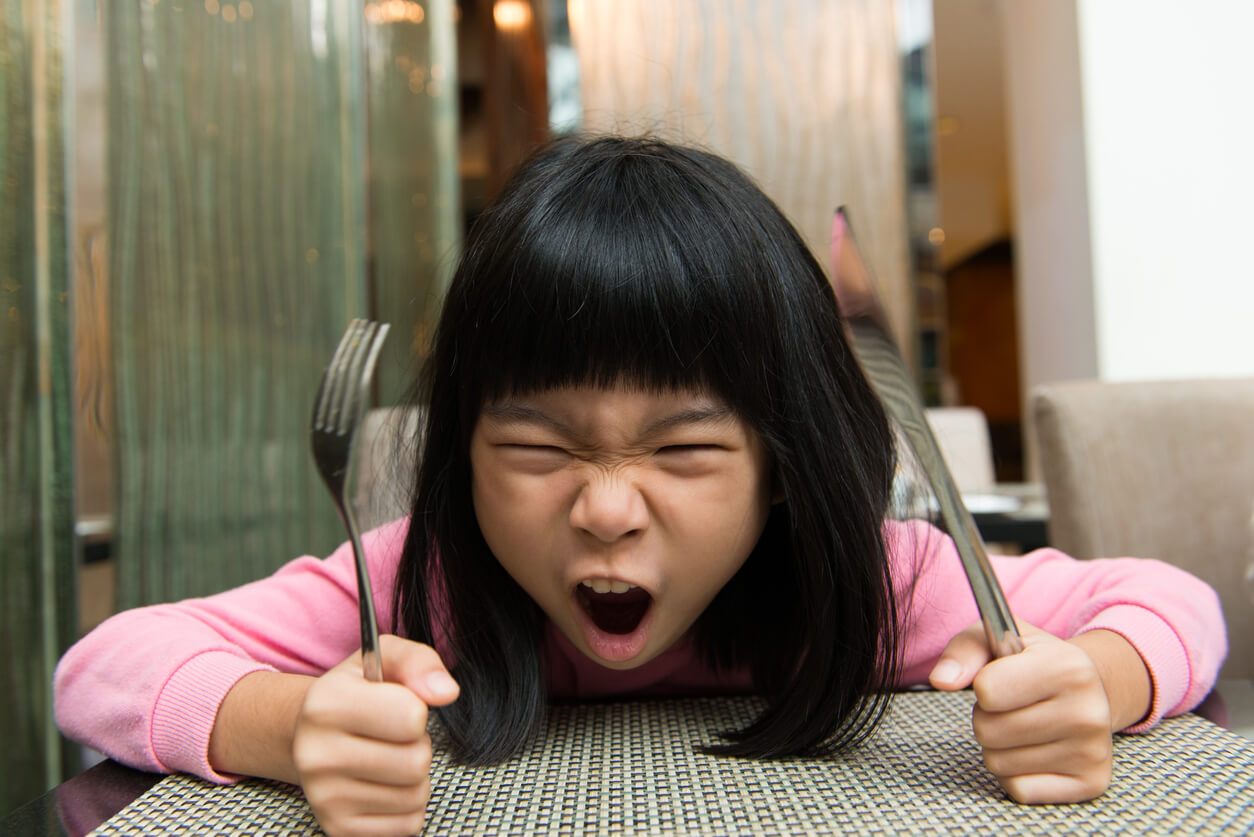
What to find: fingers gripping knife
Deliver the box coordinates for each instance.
[830,209,1023,659]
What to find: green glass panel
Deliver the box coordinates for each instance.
[364,2,460,404]
[0,0,459,813]
[104,0,460,608]
[105,0,371,607]
[0,0,78,815]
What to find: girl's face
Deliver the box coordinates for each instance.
[470,384,774,670]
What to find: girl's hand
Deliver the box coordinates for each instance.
[293,635,460,837]
[928,621,1149,804]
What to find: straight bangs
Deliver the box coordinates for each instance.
[451,138,792,420]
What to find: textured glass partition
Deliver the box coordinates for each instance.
[2,0,457,809]
[0,0,77,815]
[105,0,369,606]
[103,2,457,608]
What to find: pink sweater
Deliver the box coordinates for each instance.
[54,518,1226,783]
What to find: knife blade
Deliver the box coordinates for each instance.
[830,208,1023,659]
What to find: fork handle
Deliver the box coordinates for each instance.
[348,527,384,682]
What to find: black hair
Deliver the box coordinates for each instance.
[394,135,900,764]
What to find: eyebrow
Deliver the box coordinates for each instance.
[481,403,735,440]
[640,406,735,436]
[481,404,574,436]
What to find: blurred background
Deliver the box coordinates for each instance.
[3,0,1252,816]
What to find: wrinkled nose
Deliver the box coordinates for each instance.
[569,472,649,543]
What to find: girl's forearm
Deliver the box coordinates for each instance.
[1068,629,1152,732]
[208,670,315,784]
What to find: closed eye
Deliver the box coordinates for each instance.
[654,444,726,474]
[656,444,726,458]
[494,443,572,474]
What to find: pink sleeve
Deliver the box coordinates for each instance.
[54,517,411,783]
[887,520,1227,731]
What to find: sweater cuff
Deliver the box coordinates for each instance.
[150,651,277,783]
[1079,603,1189,733]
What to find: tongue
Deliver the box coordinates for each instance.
[581,587,652,634]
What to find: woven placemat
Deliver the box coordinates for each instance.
[89,691,1254,835]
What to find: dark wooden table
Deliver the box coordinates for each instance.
[0,758,159,837]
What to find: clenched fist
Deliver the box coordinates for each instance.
[929,621,1150,804]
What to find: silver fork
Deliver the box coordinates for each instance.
[311,319,391,682]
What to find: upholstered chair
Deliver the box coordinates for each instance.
[1032,378,1254,678]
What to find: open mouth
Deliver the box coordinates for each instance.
[576,581,653,635]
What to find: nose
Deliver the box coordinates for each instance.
[569,470,649,543]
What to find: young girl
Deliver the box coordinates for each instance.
[56,135,1226,837]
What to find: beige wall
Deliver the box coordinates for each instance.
[1076,0,1254,382]
[1000,0,1099,393]
[1002,0,1254,426]
[569,0,914,359]
[999,0,1097,476]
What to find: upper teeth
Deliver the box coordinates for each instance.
[581,578,637,594]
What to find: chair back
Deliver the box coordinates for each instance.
[924,406,997,493]
[1032,378,1254,677]
[353,406,421,531]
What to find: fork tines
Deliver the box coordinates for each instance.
[313,319,390,436]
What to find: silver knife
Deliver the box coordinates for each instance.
[830,208,1023,659]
